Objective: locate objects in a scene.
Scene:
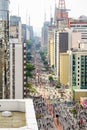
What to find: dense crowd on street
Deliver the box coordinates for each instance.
[50,99,87,130]
[31,50,87,130]
[33,96,56,130]
[33,95,87,130]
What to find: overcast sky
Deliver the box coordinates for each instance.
[10,0,87,36]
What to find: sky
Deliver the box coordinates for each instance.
[9,0,87,36]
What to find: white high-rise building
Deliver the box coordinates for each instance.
[10,42,26,99]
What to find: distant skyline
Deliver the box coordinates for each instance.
[10,0,87,36]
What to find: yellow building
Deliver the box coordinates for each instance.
[48,26,55,67]
[73,89,87,101]
[60,53,69,85]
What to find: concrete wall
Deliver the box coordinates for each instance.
[0,100,25,112]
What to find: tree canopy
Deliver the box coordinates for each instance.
[26,62,35,78]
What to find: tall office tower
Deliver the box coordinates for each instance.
[41,21,50,48]
[29,26,34,41]
[54,29,69,77]
[0,0,10,99]
[22,24,30,42]
[10,42,26,99]
[54,0,70,28]
[28,16,34,41]
[22,24,27,43]
[10,16,22,43]
[48,25,56,67]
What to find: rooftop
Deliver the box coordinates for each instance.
[0,111,26,128]
[0,99,38,130]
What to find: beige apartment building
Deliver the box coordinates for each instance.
[60,53,69,85]
[48,26,55,67]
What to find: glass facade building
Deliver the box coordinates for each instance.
[72,51,87,90]
[0,0,9,20]
[81,56,87,89]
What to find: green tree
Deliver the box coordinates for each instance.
[26,62,35,78]
[45,65,49,71]
[55,80,61,88]
[48,75,53,83]
[26,82,37,93]
[26,40,32,50]
[35,43,41,50]
[26,51,32,61]
[44,60,48,65]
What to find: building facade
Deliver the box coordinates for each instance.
[10,16,22,43]
[48,25,55,67]
[69,49,87,90]
[41,21,50,48]
[10,42,26,99]
[60,53,69,85]
[0,0,10,99]
[70,17,87,44]
[22,24,27,43]
[54,29,69,78]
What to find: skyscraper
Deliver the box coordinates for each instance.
[41,21,50,48]
[10,42,26,99]
[0,0,10,98]
[10,15,22,43]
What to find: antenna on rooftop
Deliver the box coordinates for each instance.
[29,15,30,26]
[18,4,19,16]
[50,6,52,18]
[58,0,66,9]
[26,9,28,24]
[44,10,46,22]
[55,0,57,8]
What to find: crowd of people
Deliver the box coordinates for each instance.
[52,100,87,130]
[33,96,56,130]
[33,95,87,130]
